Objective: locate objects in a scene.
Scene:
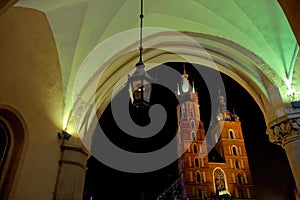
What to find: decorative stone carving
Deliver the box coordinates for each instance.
[268,118,300,146]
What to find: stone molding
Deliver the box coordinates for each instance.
[268,118,300,146]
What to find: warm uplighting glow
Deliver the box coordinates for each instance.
[287,88,296,101]
[62,114,78,137]
[287,87,299,103]
[63,115,69,131]
[285,74,300,104]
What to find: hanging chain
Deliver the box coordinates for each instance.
[138,0,144,65]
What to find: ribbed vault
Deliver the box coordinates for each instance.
[6,0,300,135]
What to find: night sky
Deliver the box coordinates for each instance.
[83,63,295,200]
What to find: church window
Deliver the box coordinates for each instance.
[196,171,201,183]
[181,104,186,119]
[191,120,195,129]
[235,159,239,169]
[190,104,195,118]
[193,144,198,154]
[240,190,246,199]
[232,146,238,156]
[195,158,199,167]
[191,131,196,140]
[198,189,202,198]
[229,129,235,139]
[214,168,226,193]
[237,174,243,184]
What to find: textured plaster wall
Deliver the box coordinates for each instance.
[0,7,63,199]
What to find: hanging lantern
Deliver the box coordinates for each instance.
[128,62,153,109]
[127,0,153,109]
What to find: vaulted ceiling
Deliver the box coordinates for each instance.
[0,0,299,133]
[13,0,298,94]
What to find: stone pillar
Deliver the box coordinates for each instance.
[53,136,90,200]
[268,118,300,193]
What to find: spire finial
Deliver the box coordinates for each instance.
[218,87,222,96]
[192,81,195,93]
[218,88,227,111]
[182,63,188,79]
[177,83,181,96]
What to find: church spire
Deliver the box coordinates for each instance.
[181,64,190,93]
[216,89,239,121]
[176,63,199,103]
[218,88,227,112]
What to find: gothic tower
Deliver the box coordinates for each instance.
[176,67,211,199]
[207,90,256,199]
[174,68,256,200]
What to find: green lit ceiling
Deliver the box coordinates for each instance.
[14,0,299,129]
[15,0,298,89]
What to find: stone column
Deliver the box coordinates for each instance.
[268,118,300,193]
[53,136,90,200]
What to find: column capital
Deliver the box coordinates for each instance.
[267,118,300,147]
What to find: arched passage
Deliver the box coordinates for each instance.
[70,31,282,148]
[0,106,27,199]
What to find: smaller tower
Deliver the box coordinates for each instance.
[209,90,256,199]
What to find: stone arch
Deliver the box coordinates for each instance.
[70,31,283,150]
[228,129,235,139]
[231,145,239,156]
[0,106,27,199]
[213,167,228,193]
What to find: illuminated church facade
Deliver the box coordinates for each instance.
[159,71,255,199]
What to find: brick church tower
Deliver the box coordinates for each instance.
[159,68,256,200]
